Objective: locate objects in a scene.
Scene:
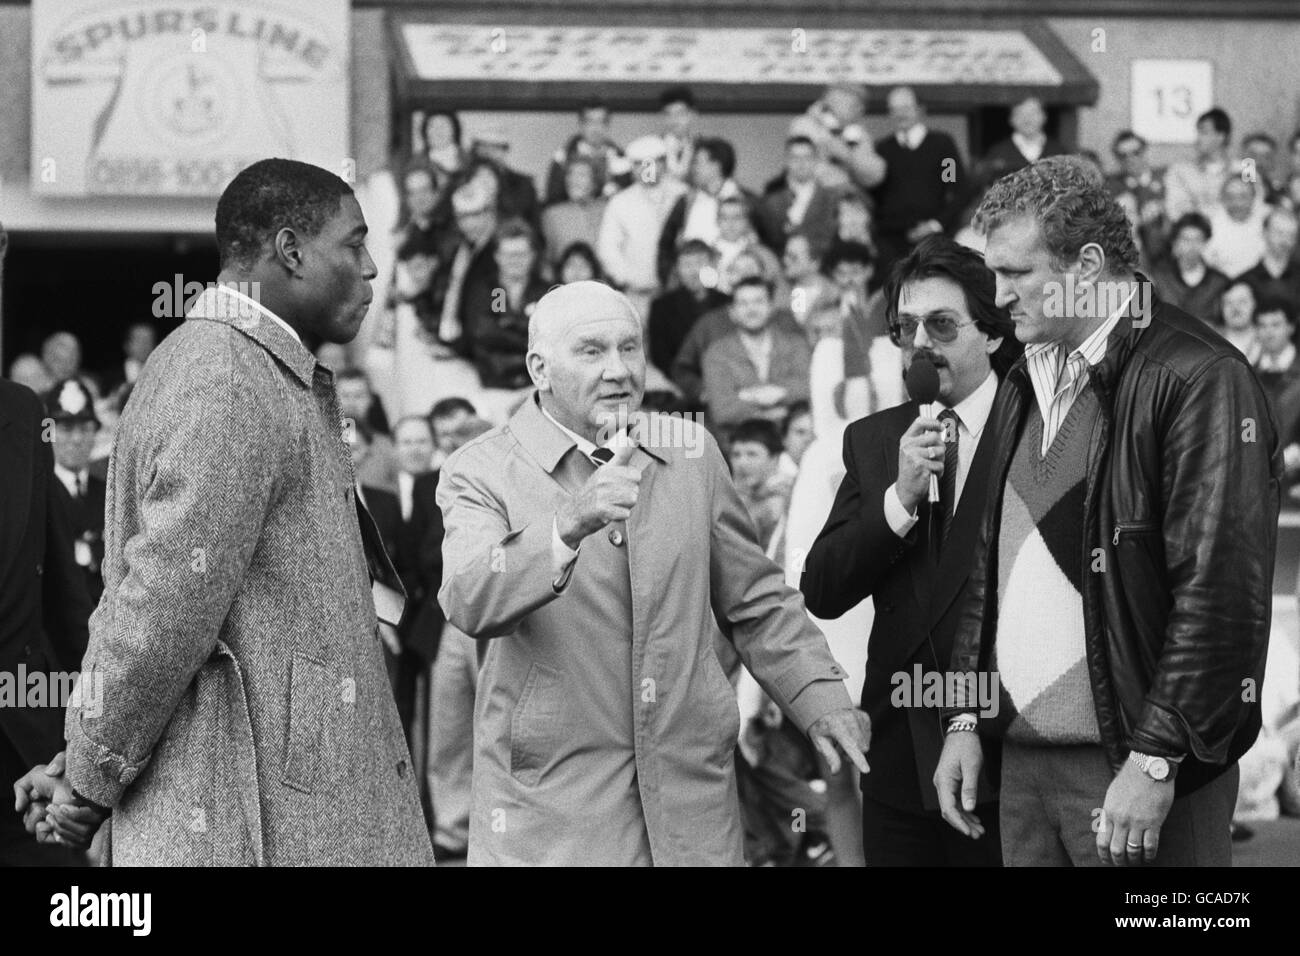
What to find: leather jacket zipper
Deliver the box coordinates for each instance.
[1112,520,1160,546]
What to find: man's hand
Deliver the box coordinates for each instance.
[13,752,107,850]
[555,439,641,548]
[807,708,871,775]
[1095,760,1175,866]
[934,732,987,839]
[897,415,946,513]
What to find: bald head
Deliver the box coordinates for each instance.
[527,281,641,354]
[526,280,646,443]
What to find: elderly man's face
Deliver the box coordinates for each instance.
[533,296,645,439]
[887,88,921,135]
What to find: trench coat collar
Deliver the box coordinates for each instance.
[184,284,318,387]
[510,392,668,474]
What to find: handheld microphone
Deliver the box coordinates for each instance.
[905,356,942,505]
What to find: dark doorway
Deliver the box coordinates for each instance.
[2,233,219,385]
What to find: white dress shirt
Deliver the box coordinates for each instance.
[884,369,998,536]
[397,470,416,522]
[1011,132,1046,163]
[214,283,303,345]
[896,124,928,151]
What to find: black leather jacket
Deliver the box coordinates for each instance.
[949,291,1283,796]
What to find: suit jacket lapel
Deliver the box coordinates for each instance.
[927,421,997,630]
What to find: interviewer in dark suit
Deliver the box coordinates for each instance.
[801,236,1021,865]
[2,378,92,864]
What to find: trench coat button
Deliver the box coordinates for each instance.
[396,759,408,778]
[608,528,624,547]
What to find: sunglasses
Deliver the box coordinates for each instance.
[889,315,974,345]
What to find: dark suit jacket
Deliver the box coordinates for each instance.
[801,400,1000,814]
[756,181,839,255]
[406,471,446,666]
[65,472,106,606]
[0,380,92,771]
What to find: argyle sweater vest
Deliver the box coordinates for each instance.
[991,386,1103,744]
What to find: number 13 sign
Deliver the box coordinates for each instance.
[1131,60,1214,145]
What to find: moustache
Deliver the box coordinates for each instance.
[909,351,947,369]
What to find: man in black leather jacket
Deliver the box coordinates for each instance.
[934,157,1282,867]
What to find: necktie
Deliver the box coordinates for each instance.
[589,447,614,467]
[938,409,960,548]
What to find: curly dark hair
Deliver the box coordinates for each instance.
[973,155,1140,274]
[215,159,353,271]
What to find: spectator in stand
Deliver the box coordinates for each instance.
[1151,213,1230,325]
[834,190,878,261]
[1241,133,1284,205]
[648,239,728,376]
[780,233,836,329]
[598,135,686,322]
[978,96,1067,185]
[540,157,607,271]
[780,399,815,476]
[713,196,782,295]
[1203,176,1269,279]
[826,241,899,421]
[424,169,500,392]
[659,137,759,283]
[758,135,840,256]
[396,162,442,249]
[100,322,158,405]
[727,418,790,550]
[659,85,701,186]
[670,248,802,408]
[338,366,397,489]
[421,410,495,861]
[1106,130,1169,269]
[1219,279,1262,363]
[543,98,627,205]
[701,276,812,429]
[41,332,95,396]
[461,219,550,423]
[418,110,465,197]
[1239,206,1300,313]
[555,241,605,284]
[1253,298,1298,380]
[796,83,887,194]
[1165,107,1234,221]
[468,125,539,229]
[871,86,967,281]
[1285,171,1300,216]
[6,354,54,394]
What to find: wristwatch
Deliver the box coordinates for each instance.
[1129,751,1177,782]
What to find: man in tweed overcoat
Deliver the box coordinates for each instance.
[22,160,434,866]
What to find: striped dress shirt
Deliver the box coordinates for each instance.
[1024,290,1134,456]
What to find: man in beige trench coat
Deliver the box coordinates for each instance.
[437,281,871,866]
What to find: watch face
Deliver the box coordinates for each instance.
[1148,757,1170,780]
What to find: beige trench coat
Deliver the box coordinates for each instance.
[438,395,851,865]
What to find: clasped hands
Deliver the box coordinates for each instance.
[12,751,108,850]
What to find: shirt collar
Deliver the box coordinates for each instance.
[1023,283,1137,368]
[53,462,85,492]
[188,284,317,386]
[539,401,600,458]
[942,370,997,439]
